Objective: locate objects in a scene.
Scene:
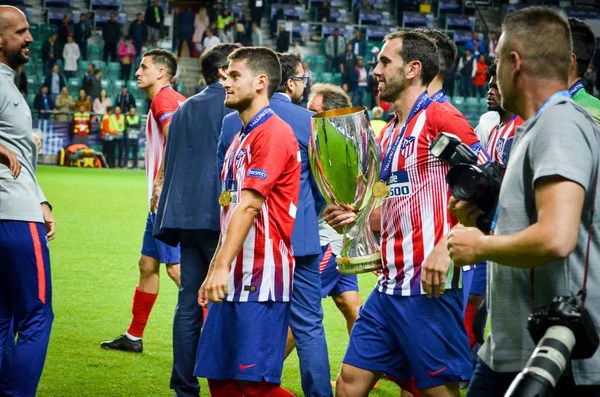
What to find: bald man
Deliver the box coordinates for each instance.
[0,6,55,397]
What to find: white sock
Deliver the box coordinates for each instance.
[125,332,142,341]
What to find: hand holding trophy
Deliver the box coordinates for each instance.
[309,107,384,274]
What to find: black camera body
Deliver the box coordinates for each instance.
[506,296,599,397]
[429,133,503,233]
[528,295,599,360]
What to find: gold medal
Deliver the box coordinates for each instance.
[219,191,232,206]
[373,181,389,199]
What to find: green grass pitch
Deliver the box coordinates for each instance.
[35,165,468,396]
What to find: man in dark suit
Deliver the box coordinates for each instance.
[57,14,71,58]
[102,12,121,62]
[218,53,332,397]
[276,26,290,53]
[153,43,240,397]
[114,86,135,113]
[128,13,148,64]
[74,13,92,60]
[41,33,58,76]
[33,86,56,120]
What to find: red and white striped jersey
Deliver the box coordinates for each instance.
[220,111,300,302]
[485,115,524,166]
[145,86,185,201]
[378,101,482,296]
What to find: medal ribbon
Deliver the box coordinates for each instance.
[224,106,275,189]
[430,88,448,104]
[379,91,432,183]
[568,80,584,97]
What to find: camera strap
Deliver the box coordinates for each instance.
[578,154,598,312]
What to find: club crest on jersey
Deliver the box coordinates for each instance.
[235,149,247,168]
[495,138,506,159]
[400,136,416,158]
[500,137,513,165]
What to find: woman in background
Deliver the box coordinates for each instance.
[193,7,209,55]
[118,36,136,81]
[93,89,112,122]
[55,86,73,121]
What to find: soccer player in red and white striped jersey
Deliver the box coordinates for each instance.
[460,62,524,350]
[195,47,299,397]
[145,79,185,205]
[484,63,524,166]
[101,49,185,354]
[325,31,481,396]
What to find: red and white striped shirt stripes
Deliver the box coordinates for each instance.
[485,115,524,166]
[220,115,300,302]
[378,101,481,296]
[145,86,185,201]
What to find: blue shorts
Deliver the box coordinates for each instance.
[194,301,290,384]
[344,288,472,389]
[141,212,180,264]
[470,262,486,296]
[319,245,359,298]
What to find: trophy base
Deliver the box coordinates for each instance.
[336,252,383,275]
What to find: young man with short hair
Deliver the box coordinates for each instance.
[219,52,333,397]
[195,46,299,397]
[101,49,185,353]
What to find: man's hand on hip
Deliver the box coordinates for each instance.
[0,144,21,179]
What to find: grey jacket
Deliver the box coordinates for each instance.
[0,62,47,223]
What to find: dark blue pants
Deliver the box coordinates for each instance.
[352,87,366,108]
[125,138,139,169]
[0,221,53,397]
[460,75,473,98]
[170,230,219,397]
[289,255,332,397]
[466,357,600,397]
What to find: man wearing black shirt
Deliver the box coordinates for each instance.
[74,14,92,60]
[102,12,121,62]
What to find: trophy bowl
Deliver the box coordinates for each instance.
[309,106,383,274]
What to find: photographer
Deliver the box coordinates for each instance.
[447,7,600,396]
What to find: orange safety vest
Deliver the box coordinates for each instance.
[73,112,91,136]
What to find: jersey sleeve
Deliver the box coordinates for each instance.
[151,91,183,130]
[242,120,297,199]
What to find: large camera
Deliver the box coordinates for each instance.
[505,295,599,397]
[430,133,503,233]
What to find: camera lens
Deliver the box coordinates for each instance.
[447,165,484,201]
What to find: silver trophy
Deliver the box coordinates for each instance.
[309,107,384,274]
